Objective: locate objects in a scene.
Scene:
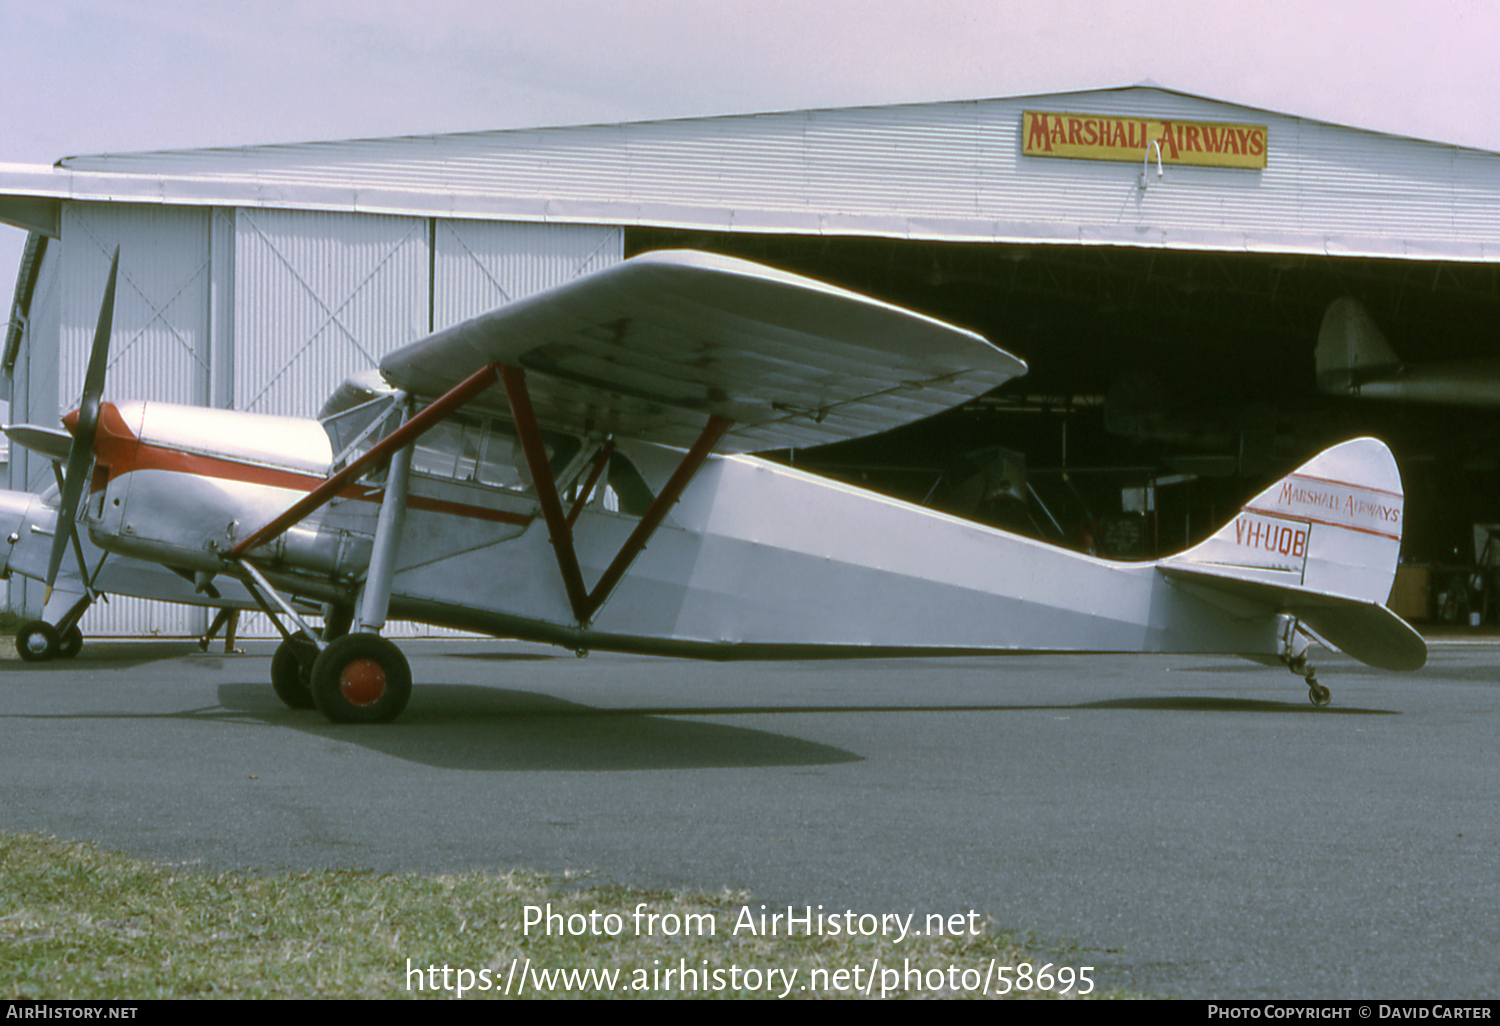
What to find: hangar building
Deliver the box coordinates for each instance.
[5,85,1500,634]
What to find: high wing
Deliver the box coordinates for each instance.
[378,250,1026,451]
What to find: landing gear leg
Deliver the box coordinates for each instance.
[306,433,415,725]
[53,594,92,660]
[1279,615,1331,707]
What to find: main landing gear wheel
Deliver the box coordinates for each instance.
[270,637,318,710]
[309,634,412,724]
[16,621,59,663]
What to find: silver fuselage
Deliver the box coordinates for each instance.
[38,399,1281,660]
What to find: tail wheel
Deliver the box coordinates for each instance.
[58,625,84,660]
[16,622,59,663]
[309,633,412,724]
[270,637,318,710]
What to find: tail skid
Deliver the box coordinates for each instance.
[1157,438,1426,691]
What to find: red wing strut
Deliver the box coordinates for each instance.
[228,361,728,629]
[226,363,502,561]
[501,364,731,626]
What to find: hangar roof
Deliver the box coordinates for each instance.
[2,85,1500,260]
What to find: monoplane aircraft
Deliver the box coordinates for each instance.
[2,249,1425,721]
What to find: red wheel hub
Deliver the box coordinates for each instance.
[339,658,387,707]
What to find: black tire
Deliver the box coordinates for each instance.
[309,633,412,724]
[271,637,317,710]
[16,621,59,663]
[58,625,84,660]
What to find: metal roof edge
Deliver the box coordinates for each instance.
[50,84,1500,168]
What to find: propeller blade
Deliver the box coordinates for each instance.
[44,247,119,600]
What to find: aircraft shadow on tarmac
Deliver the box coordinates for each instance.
[210,680,1399,773]
[216,683,868,772]
[6,641,213,670]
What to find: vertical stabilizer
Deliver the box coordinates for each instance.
[1157,438,1423,671]
[1163,437,1402,603]
[1316,298,1401,393]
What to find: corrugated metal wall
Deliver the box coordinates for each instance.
[54,204,212,636]
[433,220,622,329]
[52,87,1500,259]
[234,209,429,417]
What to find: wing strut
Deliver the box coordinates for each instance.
[500,365,732,627]
[227,363,502,560]
[566,440,614,530]
[226,359,728,631]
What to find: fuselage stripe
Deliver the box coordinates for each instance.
[104,441,534,527]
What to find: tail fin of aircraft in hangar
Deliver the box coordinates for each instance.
[1316,297,1500,406]
[1157,437,1426,678]
[1315,298,1402,393]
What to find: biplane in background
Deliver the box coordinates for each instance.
[2,249,1425,722]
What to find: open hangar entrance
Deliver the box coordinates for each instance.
[630,227,1500,616]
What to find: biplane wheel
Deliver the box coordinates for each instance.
[58,625,84,660]
[271,637,318,710]
[309,633,411,724]
[16,621,59,663]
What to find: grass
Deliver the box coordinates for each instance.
[0,832,1126,999]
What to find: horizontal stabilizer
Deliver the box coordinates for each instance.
[1160,567,1427,671]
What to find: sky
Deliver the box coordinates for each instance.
[2,0,1499,298]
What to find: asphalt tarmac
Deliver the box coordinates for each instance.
[2,636,1496,999]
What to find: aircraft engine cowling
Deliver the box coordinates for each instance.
[80,400,366,583]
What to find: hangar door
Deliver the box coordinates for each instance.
[229,215,623,638]
[20,203,218,636]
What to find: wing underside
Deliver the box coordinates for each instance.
[378,250,1026,451]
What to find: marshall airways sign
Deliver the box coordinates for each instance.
[1022,111,1268,169]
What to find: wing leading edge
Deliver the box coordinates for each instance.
[379,250,1026,452]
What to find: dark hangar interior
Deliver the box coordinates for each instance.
[633,227,1500,616]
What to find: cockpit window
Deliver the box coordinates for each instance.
[408,413,580,491]
[320,395,401,462]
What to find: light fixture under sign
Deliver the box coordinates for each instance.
[1139,140,1164,190]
